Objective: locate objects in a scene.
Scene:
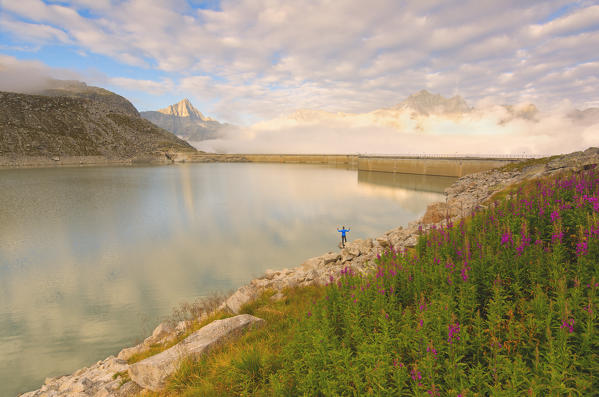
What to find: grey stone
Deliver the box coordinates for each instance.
[224,285,259,314]
[148,322,175,343]
[264,269,279,279]
[321,252,341,265]
[404,235,418,247]
[375,236,389,248]
[300,256,324,270]
[117,344,147,361]
[270,291,285,301]
[128,314,265,391]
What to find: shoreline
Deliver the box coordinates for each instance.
[19,148,599,396]
[1,152,523,177]
[0,152,196,170]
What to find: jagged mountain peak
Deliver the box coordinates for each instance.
[397,90,470,115]
[158,99,212,121]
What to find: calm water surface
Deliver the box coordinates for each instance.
[0,163,455,396]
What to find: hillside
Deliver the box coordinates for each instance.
[32,79,140,118]
[141,99,227,142]
[0,91,195,160]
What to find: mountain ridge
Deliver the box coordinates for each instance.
[141,99,228,143]
[0,89,195,160]
[393,89,471,115]
[157,98,213,121]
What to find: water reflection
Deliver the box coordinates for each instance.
[357,170,455,193]
[0,164,455,396]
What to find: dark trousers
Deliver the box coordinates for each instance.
[342,235,347,246]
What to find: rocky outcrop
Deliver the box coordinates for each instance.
[116,320,191,362]
[128,314,265,392]
[19,356,140,397]
[0,90,195,160]
[422,147,599,224]
[21,148,599,396]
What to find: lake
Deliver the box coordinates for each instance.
[0,163,455,396]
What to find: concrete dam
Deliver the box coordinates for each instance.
[179,153,523,178]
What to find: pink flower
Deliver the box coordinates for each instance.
[576,241,588,256]
[560,318,575,333]
[448,321,461,344]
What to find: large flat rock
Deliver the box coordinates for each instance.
[128,314,264,391]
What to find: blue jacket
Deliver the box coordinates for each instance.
[337,228,350,237]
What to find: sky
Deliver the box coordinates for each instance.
[1,0,599,126]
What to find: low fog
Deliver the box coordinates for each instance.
[0,55,81,94]
[194,105,599,156]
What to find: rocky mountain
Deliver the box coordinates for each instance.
[0,90,195,159]
[141,99,227,142]
[394,89,471,115]
[31,79,140,118]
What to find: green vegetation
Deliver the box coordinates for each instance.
[112,370,131,387]
[145,286,325,396]
[500,156,559,172]
[149,168,599,396]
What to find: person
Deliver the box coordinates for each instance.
[337,225,350,247]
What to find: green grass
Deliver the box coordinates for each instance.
[142,286,325,396]
[499,155,559,172]
[140,168,598,396]
[127,310,233,364]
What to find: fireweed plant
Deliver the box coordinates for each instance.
[281,170,599,396]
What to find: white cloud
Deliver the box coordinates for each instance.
[530,5,599,37]
[0,0,597,122]
[108,77,174,95]
[199,103,599,156]
[0,54,81,92]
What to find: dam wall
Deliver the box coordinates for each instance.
[357,156,520,177]
[185,153,358,166]
[182,153,522,177]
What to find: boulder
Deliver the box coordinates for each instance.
[117,343,147,361]
[340,248,355,263]
[264,269,279,280]
[321,252,341,265]
[300,256,324,270]
[128,314,265,391]
[422,202,448,224]
[403,235,418,248]
[375,236,390,248]
[224,285,259,314]
[144,321,175,345]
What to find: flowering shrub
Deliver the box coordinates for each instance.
[282,169,599,395]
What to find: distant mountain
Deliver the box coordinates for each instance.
[394,89,471,115]
[157,98,212,119]
[141,99,228,142]
[568,107,599,125]
[0,88,195,159]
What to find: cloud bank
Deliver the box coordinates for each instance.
[194,103,599,156]
[0,54,81,93]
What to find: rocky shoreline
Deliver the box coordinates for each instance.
[0,152,196,169]
[20,148,599,396]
